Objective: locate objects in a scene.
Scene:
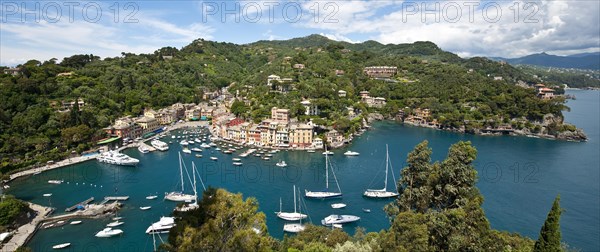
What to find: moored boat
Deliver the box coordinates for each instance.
[146,216,175,234]
[343,151,360,156]
[331,203,346,209]
[140,206,152,210]
[321,214,360,226]
[106,221,124,227]
[52,243,71,249]
[97,150,139,166]
[95,228,123,237]
[138,145,150,154]
[151,139,169,151]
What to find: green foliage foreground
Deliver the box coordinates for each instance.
[166,141,552,252]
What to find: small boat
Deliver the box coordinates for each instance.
[191,148,202,152]
[95,227,123,237]
[146,195,158,200]
[254,153,262,157]
[331,203,347,209]
[70,221,82,225]
[106,221,124,227]
[140,206,152,210]
[182,148,191,154]
[112,217,123,221]
[262,157,270,161]
[43,193,53,197]
[321,214,360,226]
[200,143,211,148]
[283,223,306,233]
[138,145,150,154]
[276,160,287,167]
[52,243,71,249]
[232,158,241,161]
[195,154,203,158]
[223,150,232,154]
[215,147,222,151]
[180,140,189,146]
[343,151,360,156]
[322,151,334,155]
[362,208,371,213]
[265,154,273,157]
[48,180,64,184]
[233,162,243,166]
[146,216,175,234]
[332,224,343,229]
[210,157,218,161]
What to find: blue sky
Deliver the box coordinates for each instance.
[1,0,599,66]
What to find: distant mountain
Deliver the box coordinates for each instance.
[490,52,600,69]
[568,52,600,58]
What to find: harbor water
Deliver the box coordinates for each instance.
[6,90,599,251]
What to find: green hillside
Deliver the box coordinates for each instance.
[0,34,582,175]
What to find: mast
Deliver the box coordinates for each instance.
[384,144,389,191]
[179,152,184,192]
[325,146,329,190]
[293,185,297,213]
[279,197,282,213]
[152,227,157,251]
[193,162,197,203]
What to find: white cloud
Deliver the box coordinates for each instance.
[0,5,214,66]
[319,33,360,44]
[298,0,600,58]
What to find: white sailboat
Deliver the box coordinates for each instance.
[283,186,308,233]
[305,147,342,198]
[363,145,399,198]
[164,152,196,202]
[276,185,307,221]
[175,162,205,212]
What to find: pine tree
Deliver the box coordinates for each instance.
[534,195,563,252]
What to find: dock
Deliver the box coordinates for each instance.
[100,196,129,204]
[65,197,94,212]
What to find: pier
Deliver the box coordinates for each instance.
[100,196,129,204]
[65,197,94,212]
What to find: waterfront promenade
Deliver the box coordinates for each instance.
[8,153,102,181]
[0,203,51,252]
[7,121,209,182]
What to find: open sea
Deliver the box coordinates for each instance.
[6,90,599,251]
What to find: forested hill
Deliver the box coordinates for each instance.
[0,34,582,175]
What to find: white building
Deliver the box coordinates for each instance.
[300,100,319,116]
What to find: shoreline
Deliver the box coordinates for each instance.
[6,121,210,183]
[0,202,52,252]
[397,120,587,142]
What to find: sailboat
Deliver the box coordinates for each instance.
[276,185,307,221]
[305,146,342,198]
[164,152,196,202]
[175,162,205,212]
[283,187,308,233]
[363,145,399,198]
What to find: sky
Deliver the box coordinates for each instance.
[1,0,599,66]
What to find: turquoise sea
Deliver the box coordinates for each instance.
[6,90,599,251]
